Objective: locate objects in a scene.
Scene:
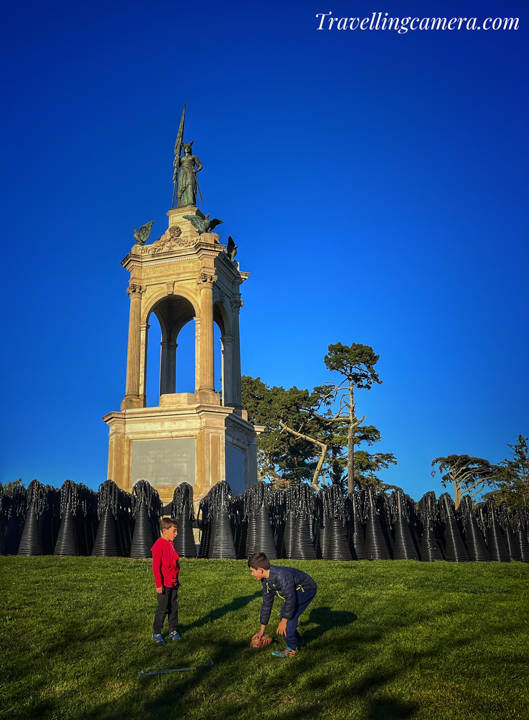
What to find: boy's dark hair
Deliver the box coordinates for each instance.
[159,516,178,532]
[248,552,270,570]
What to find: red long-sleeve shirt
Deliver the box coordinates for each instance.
[151,537,180,588]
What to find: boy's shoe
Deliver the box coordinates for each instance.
[152,633,166,645]
[272,646,297,658]
[169,631,183,641]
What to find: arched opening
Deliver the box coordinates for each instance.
[175,320,195,393]
[214,321,222,396]
[213,301,233,407]
[145,295,197,406]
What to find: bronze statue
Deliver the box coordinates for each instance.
[184,212,223,235]
[226,236,238,261]
[172,105,203,208]
[175,142,203,208]
[133,221,154,245]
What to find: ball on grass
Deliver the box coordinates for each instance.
[250,634,272,648]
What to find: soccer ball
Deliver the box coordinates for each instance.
[250,633,272,648]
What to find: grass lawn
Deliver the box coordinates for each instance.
[0,557,528,720]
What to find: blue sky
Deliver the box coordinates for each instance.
[1,0,527,501]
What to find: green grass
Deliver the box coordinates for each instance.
[0,557,528,720]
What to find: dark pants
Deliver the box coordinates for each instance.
[281,587,317,651]
[153,586,179,634]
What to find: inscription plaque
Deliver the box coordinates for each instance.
[131,438,196,487]
[226,443,245,495]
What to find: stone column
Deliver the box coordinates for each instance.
[168,341,177,394]
[159,340,169,396]
[139,322,149,405]
[121,283,145,410]
[221,334,233,406]
[230,296,243,410]
[160,335,178,396]
[197,273,217,394]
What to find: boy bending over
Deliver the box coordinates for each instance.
[248,552,317,658]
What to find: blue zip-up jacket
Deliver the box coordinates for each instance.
[260,565,317,625]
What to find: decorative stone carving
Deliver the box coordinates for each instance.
[138,226,197,255]
[197,273,217,288]
[127,283,146,297]
[230,296,243,311]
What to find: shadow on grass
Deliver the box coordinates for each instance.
[301,605,358,644]
[179,591,261,633]
[367,697,417,719]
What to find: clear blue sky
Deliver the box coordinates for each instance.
[1,0,527,502]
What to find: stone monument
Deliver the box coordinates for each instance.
[103,107,259,506]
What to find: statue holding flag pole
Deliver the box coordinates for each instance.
[172,104,203,208]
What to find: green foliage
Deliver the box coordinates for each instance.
[1,557,528,720]
[3,478,23,492]
[323,342,394,492]
[484,435,529,508]
[242,341,397,492]
[241,376,324,486]
[431,455,498,508]
[324,342,382,390]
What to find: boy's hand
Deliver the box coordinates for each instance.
[255,624,266,639]
[156,587,163,594]
[276,618,287,637]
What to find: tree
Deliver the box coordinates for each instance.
[242,344,397,493]
[241,377,329,491]
[431,455,498,510]
[3,478,23,492]
[320,342,395,493]
[484,435,529,508]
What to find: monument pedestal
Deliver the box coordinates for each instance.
[103,205,259,506]
[103,395,258,506]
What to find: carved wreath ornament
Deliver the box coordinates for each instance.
[138,226,196,254]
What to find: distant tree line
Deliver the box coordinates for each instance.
[243,341,528,509]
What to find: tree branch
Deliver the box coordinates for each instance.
[279,421,328,492]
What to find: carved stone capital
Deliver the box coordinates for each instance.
[230,296,243,311]
[127,283,146,298]
[197,273,217,288]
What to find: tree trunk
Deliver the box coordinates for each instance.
[279,422,327,492]
[454,479,462,510]
[347,380,355,495]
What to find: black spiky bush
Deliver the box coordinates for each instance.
[438,493,470,562]
[389,489,419,561]
[418,491,444,562]
[205,481,237,559]
[458,496,490,562]
[130,480,162,559]
[18,479,48,556]
[480,500,510,562]
[243,483,277,559]
[498,502,522,561]
[345,491,366,560]
[321,484,351,561]
[55,480,80,556]
[286,483,317,561]
[92,480,123,557]
[171,482,197,558]
[362,485,391,561]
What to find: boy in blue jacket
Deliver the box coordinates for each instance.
[248,552,317,658]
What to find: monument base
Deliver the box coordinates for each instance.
[103,393,258,506]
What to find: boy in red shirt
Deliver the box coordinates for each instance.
[151,516,182,645]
